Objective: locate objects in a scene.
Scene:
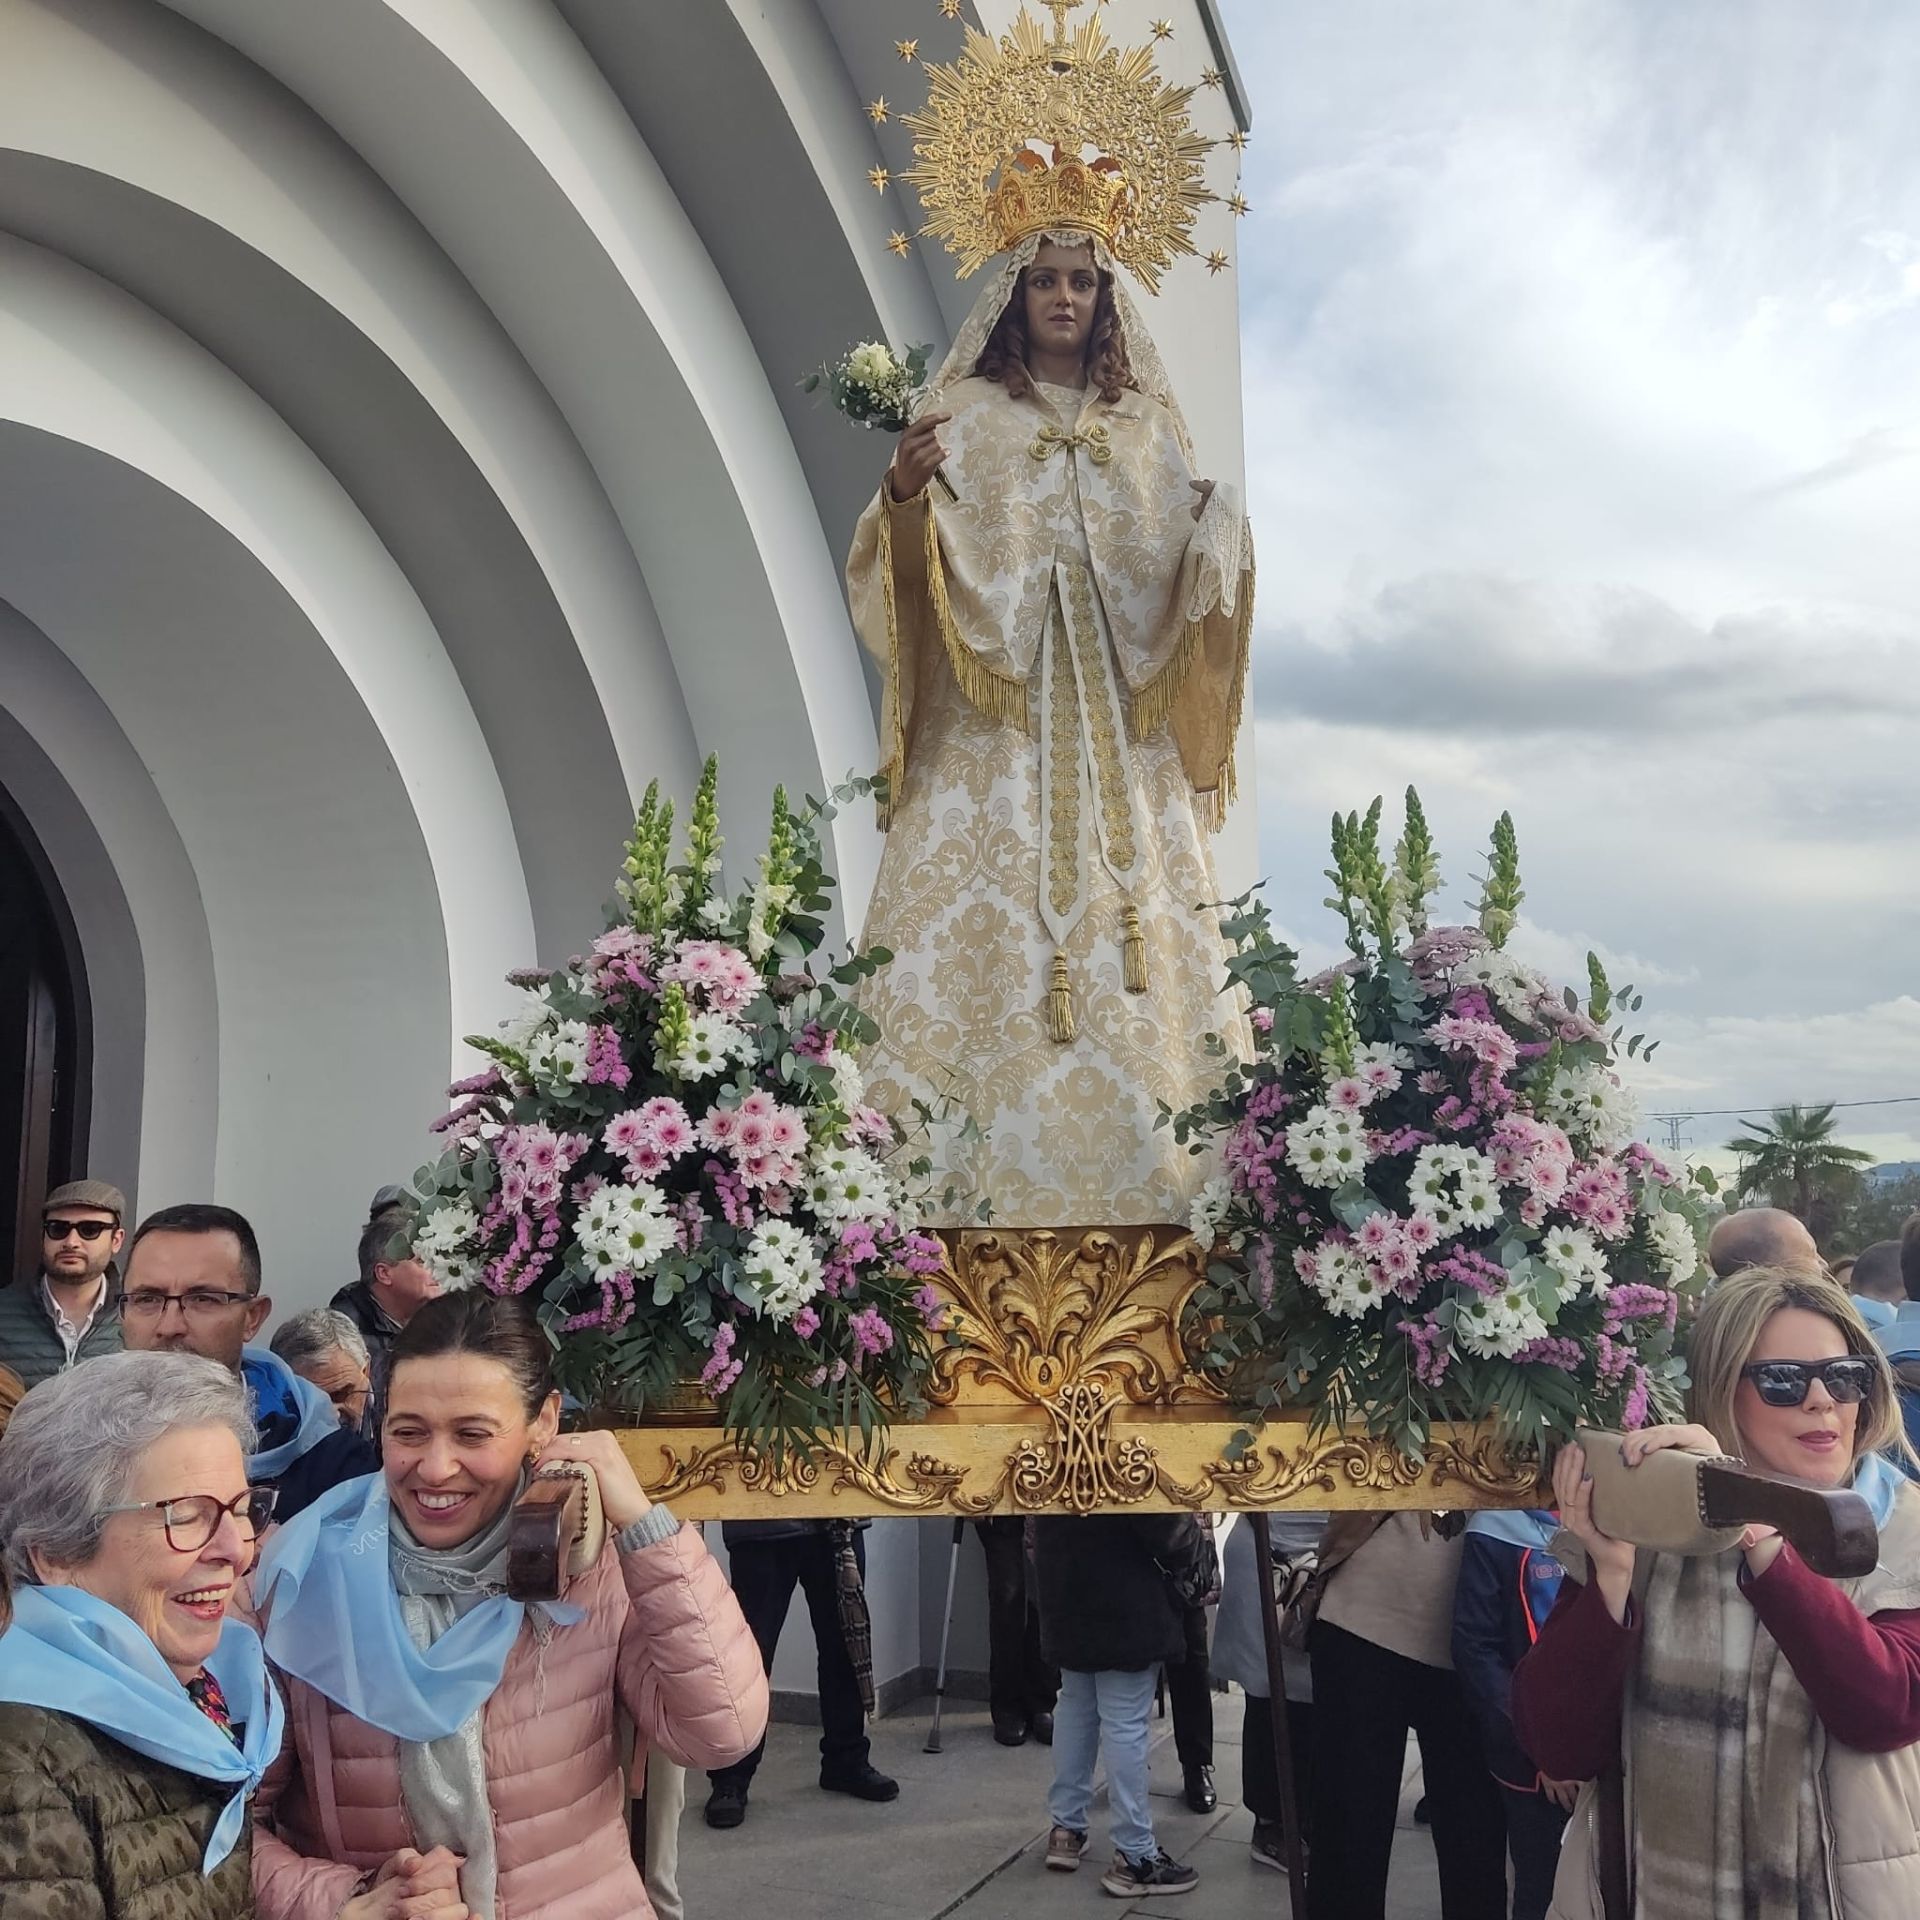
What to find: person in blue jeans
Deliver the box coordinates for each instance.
[1450,1508,1574,1920]
[1033,1513,1207,1898]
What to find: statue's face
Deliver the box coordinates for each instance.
[1022,239,1100,361]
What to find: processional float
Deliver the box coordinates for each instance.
[406,9,1873,1912]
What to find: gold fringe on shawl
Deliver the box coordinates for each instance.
[1129,617,1205,740]
[919,497,1033,733]
[1127,555,1256,836]
[1122,904,1148,994]
[873,503,911,831]
[1045,950,1076,1044]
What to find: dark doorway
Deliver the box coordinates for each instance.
[0,787,91,1286]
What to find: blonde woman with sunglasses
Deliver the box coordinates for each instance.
[1513,1267,1920,1919]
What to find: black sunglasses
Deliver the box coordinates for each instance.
[1740,1356,1877,1409]
[44,1218,116,1242]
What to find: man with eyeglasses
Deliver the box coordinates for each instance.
[0,1179,127,1389]
[119,1202,377,1521]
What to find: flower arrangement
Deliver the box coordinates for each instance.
[802,338,958,499]
[1169,792,1714,1459]
[408,762,954,1461]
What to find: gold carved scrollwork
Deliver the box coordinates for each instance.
[930,1226,1221,1513]
[618,1225,1543,1518]
[931,1224,1217,1410]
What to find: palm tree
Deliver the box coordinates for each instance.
[1729,1104,1876,1244]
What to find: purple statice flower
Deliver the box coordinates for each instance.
[1430,1248,1508,1298]
[1602,1283,1678,1335]
[848,1305,895,1359]
[1403,1315,1453,1387]
[1621,1365,1651,1431]
[1446,986,1497,1026]
[1514,1335,1584,1371]
[1248,1240,1277,1309]
[1405,925,1489,993]
[674,1195,709,1253]
[1250,1007,1275,1034]
[706,1158,755,1230]
[447,1066,508,1098]
[791,1305,821,1339]
[792,1021,835,1063]
[1380,1125,1436,1156]
[700,1320,744,1394]
[1621,1142,1678,1186]
[584,1023,631,1090]
[901,1232,948,1276]
[506,966,551,990]
[428,1100,490,1140]
[1593,1332,1635,1383]
[912,1283,948,1331]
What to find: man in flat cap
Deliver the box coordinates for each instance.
[0,1178,126,1387]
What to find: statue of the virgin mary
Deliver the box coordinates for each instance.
[845,9,1253,1227]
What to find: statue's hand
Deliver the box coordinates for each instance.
[889,413,952,503]
[1190,477,1216,521]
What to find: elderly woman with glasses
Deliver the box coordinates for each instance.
[0,1351,285,1919]
[1513,1267,1920,1920]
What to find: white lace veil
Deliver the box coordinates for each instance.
[925,230,1196,462]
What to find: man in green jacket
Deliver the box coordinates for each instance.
[0,1179,125,1389]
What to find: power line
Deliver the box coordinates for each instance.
[1647,1094,1920,1121]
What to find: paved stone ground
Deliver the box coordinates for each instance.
[676,1690,1444,1920]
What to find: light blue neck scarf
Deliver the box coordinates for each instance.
[255,1471,582,1741]
[1465,1506,1560,1551]
[1852,1448,1904,1527]
[241,1345,343,1482]
[0,1585,283,1872]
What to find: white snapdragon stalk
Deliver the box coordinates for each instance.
[1644,1206,1700,1282]
[497,986,554,1053]
[1189,1176,1234,1253]
[823,1046,866,1112]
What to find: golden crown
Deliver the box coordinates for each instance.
[901,6,1216,292]
[989,146,1135,255]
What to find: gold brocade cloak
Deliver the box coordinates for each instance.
[845,372,1253,1227]
[849,374,1252,834]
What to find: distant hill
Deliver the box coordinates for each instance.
[1868,1162,1920,1188]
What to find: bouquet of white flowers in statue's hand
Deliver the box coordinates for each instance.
[803,340,959,499]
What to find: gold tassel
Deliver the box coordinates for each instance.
[1122,905,1148,993]
[1045,950,1076,1044]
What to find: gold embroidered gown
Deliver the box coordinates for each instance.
[846,366,1253,1226]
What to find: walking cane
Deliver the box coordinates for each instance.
[1250,1512,1309,1920]
[925,1517,966,1753]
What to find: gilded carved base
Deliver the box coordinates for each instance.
[619,1224,1543,1519]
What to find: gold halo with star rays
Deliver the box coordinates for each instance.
[873,3,1242,293]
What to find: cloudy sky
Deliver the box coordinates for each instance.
[1220,0,1920,1168]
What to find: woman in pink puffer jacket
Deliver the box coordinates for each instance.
[250,1291,767,1920]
